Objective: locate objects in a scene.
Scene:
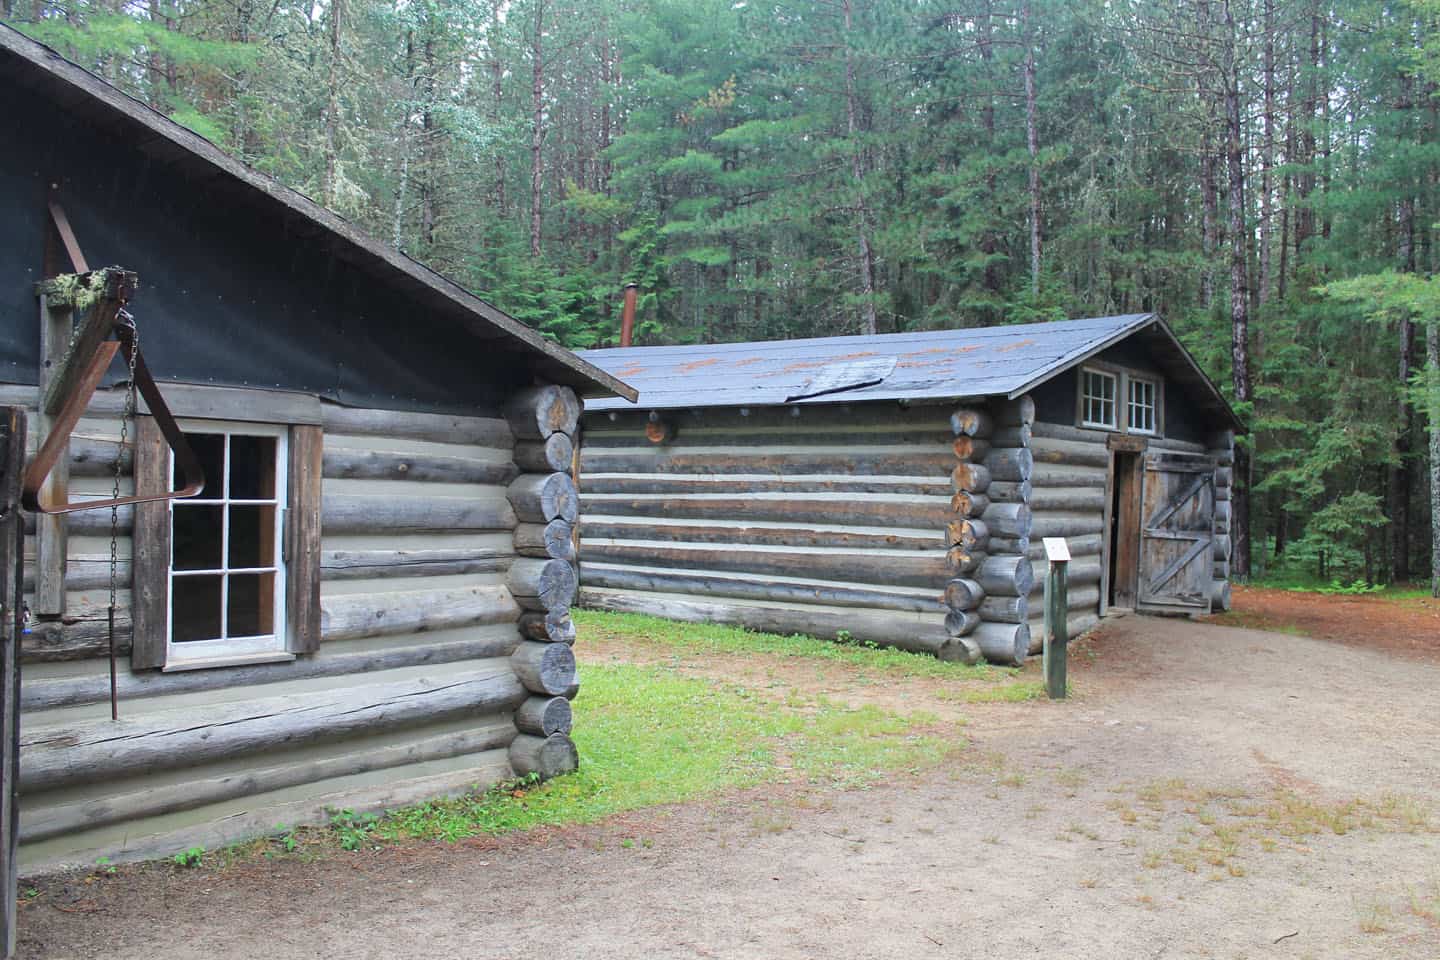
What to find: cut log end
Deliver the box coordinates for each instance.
[514,433,575,473]
[509,733,579,780]
[510,641,577,695]
[972,621,1029,666]
[504,385,581,440]
[514,696,574,737]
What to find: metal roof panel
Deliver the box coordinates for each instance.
[582,314,1154,412]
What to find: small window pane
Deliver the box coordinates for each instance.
[172,575,223,643]
[1128,379,1156,433]
[230,435,277,500]
[185,433,225,499]
[172,505,223,570]
[227,573,275,637]
[228,505,276,569]
[1081,370,1117,428]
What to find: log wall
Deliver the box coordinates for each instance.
[13,384,573,872]
[1024,421,1110,653]
[577,404,974,660]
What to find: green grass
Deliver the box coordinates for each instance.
[575,608,1020,682]
[319,610,1048,849]
[1247,571,1432,600]
[368,661,955,845]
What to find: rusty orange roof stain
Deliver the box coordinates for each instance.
[995,338,1037,353]
[614,364,646,377]
[677,357,721,373]
[827,351,879,361]
[730,356,766,367]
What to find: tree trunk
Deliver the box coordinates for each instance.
[1258,0,1274,305]
[490,0,506,213]
[1391,72,1418,583]
[418,30,438,249]
[1024,0,1041,299]
[530,0,546,259]
[842,0,879,336]
[1222,0,1252,578]
[320,0,343,209]
[1428,323,1440,598]
[1200,132,1218,309]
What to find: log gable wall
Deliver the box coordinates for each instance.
[13,383,582,872]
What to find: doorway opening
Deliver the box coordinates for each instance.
[1109,451,1142,609]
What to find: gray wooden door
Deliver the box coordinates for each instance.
[1136,450,1216,615]
[1,407,25,959]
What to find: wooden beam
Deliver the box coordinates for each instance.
[1,407,25,960]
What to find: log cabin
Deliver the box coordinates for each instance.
[0,23,637,881]
[576,315,1243,667]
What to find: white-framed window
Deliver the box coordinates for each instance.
[1080,368,1118,429]
[1128,376,1158,434]
[165,420,289,669]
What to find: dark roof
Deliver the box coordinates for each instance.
[0,24,637,403]
[581,314,1243,431]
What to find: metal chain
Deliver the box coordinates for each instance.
[109,310,139,625]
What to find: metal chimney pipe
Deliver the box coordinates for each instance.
[620,283,638,347]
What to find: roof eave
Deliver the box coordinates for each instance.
[0,25,638,404]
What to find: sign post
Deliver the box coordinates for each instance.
[1043,537,1069,700]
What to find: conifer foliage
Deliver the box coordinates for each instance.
[5,0,1439,589]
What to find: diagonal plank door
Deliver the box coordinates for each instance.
[1137,450,1216,615]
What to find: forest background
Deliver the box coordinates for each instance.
[4,0,1439,591]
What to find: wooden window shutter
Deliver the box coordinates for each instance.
[285,424,322,654]
[130,416,169,670]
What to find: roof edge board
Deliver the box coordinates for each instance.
[0,24,638,404]
[1005,314,1157,400]
[1005,313,1243,433]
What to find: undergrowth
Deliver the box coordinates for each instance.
[344,662,955,847]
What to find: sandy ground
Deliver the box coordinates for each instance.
[1213,585,1440,662]
[15,615,1440,960]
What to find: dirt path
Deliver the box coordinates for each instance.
[1212,585,1440,662]
[17,617,1440,959]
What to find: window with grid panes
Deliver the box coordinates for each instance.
[166,423,288,666]
[1080,369,1118,429]
[1128,377,1157,434]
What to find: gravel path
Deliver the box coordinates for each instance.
[17,616,1440,959]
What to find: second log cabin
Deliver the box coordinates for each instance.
[576,315,1243,666]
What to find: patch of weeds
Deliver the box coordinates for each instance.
[22,887,39,900]
[1115,780,1436,882]
[1356,899,1393,934]
[330,808,380,851]
[981,833,1000,845]
[999,772,1027,789]
[93,856,116,876]
[266,823,299,857]
[1405,876,1440,924]
[942,680,1048,704]
[171,846,204,869]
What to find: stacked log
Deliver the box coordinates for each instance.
[964,395,1035,666]
[942,404,995,665]
[1024,420,1113,653]
[1209,430,1235,612]
[504,385,582,780]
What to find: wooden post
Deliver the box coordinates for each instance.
[1043,536,1069,700]
[1,406,26,960]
